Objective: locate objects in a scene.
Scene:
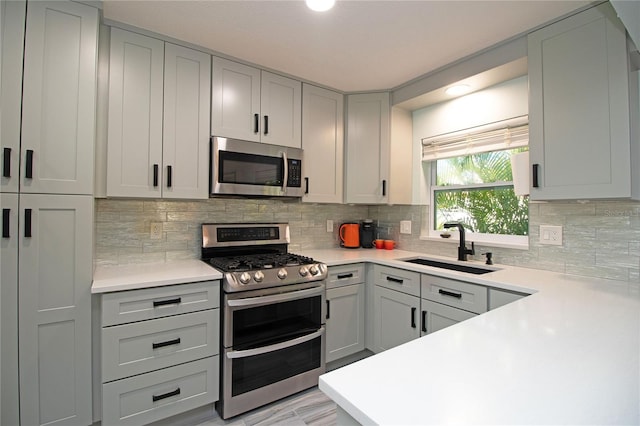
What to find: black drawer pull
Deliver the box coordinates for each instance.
[326,300,330,320]
[386,276,403,284]
[439,289,462,299]
[254,113,259,133]
[25,149,33,179]
[337,273,353,280]
[2,209,10,238]
[152,337,181,349]
[421,310,427,333]
[411,307,417,328]
[264,115,269,135]
[153,297,181,307]
[382,179,387,196]
[24,209,32,238]
[152,387,180,402]
[166,165,172,188]
[532,164,540,188]
[304,177,309,194]
[3,147,11,177]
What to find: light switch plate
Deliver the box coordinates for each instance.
[400,220,412,234]
[539,225,562,246]
[326,220,333,232]
[150,222,163,240]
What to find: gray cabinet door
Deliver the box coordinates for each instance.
[326,284,365,362]
[0,0,25,194]
[372,285,420,353]
[20,1,98,195]
[18,194,93,426]
[107,28,164,198]
[301,84,344,204]
[1,193,19,426]
[162,43,211,199]
[420,299,476,336]
[260,71,302,148]
[528,3,631,200]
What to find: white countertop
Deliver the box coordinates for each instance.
[91,259,223,293]
[308,248,640,425]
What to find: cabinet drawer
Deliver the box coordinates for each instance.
[102,309,219,382]
[421,275,487,314]
[102,280,220,326]
[101,356,219,426]
[373,265,420,297]
[327,263,365,288]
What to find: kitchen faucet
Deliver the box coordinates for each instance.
[444,222,475,261]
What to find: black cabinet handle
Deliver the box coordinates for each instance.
[382,179,386,196]
[326,300,330,319]
[152,388,180,402]
[337,273,353,279]
[153,164,159,187]
[304,177,309,194]
[254,113,259,133]
[25,149,33,179]
[2,209,10,238]
[167,165,172,188]
[532,164,540,188]
[264,115,269,135]
[152,337,181,350]
[439,289,462,299]
[153,297,181,307]
[3,147,11,178]
[421,310,427,333]
[386,276,403,284]
[24,209,32,238]
[411,307,417,328]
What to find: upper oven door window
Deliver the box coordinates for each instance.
[218,150,283,187]
[230,293,322,351]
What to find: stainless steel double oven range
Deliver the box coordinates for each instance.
[201,223,328,419]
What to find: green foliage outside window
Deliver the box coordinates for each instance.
[434,148,529,236]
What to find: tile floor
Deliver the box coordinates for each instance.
[196,387,336,426]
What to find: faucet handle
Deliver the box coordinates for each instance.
[470,241,475,255]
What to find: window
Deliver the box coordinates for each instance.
[423,117,529,248]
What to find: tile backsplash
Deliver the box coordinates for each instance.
[95,198,640,287]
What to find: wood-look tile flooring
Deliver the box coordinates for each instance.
[196,387,336,426]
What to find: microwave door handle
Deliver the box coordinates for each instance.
[281,151,288,194]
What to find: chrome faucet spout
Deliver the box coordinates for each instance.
[443,222,475,261]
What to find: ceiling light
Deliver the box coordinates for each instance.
[306,0,335,12]
[445,84,471,96]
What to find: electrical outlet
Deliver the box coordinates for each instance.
[400,220,412,234]
[150,222,163,240]
[326,220,333,232]
[539,225,562,246]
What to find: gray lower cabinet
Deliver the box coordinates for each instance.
[326,264,366,362]
[488,288,527,310]
[420,299,476,336]
[100,281,220,426]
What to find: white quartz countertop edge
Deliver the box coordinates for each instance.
[91,259,223,293]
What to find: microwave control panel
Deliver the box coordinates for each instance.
[287,159,302,187]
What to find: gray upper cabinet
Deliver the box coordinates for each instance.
[345,92,390,204]
[20,0,98,196]
[528,3,635,200]
[107,29,211,199]
[301,84,344,203]
[211,56,302,148]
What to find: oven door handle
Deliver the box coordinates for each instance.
[227,286,323,307]
[226,328,324,359]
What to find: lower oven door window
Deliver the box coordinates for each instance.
[231,294,322,350]
[229,330,323,397]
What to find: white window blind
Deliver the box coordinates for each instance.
[422,115,529,161]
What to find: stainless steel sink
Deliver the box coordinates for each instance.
[402,258,495,275]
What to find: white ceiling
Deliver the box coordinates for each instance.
[102,0,592,94]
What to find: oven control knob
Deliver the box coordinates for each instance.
[253,271,264,282]
[239,272,251,284]
[309,264,319,276]
[277,268,288,279]
[299,266,309,277]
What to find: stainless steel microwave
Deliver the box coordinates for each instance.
[210,136,304,198]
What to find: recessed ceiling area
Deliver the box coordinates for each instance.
[102,0,591,95]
